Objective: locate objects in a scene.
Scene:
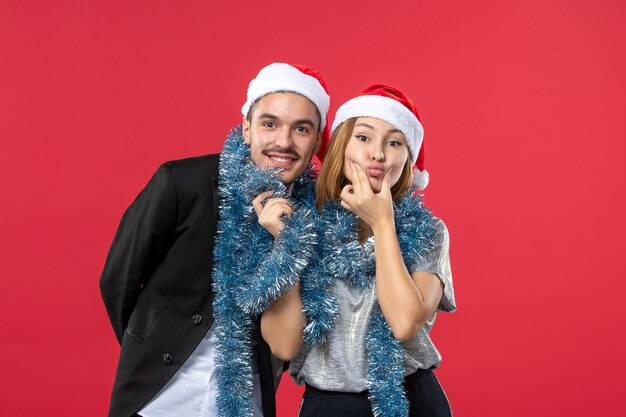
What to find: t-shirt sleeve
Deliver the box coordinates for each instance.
[411,217,456,313]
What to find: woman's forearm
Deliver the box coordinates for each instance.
[260,282,305,361]
[373,222,442,341]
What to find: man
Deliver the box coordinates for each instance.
[100,63,330,417]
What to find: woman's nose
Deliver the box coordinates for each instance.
[370,148,384,161]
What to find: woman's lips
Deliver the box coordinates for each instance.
[366,164,384,177]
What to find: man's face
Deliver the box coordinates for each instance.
[243,92,322,185]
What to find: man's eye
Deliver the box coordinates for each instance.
[355,135,369,142]
[296,126,309,133]
[263,121,276,128]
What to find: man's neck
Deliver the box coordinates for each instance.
[283,182,295,197]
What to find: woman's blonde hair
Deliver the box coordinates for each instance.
[315,118,413,209]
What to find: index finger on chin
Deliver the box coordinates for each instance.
[350,162,363,194]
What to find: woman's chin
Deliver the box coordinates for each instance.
[369,179,382,193]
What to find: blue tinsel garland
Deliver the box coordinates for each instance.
[212,125,317,417]
[300,192,437,417]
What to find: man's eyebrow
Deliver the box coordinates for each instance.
[257,113,278,120]
[258,114,316,128]
[294,119,316,128]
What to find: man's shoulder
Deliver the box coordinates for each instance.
[151,154,221,195]
[163,154,220,179]
[164,153,220,170]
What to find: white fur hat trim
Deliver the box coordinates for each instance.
[241,63,330,129]
[331,95,423,165]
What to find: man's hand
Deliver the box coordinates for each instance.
[340,162,395,233]
[252,190,293,239]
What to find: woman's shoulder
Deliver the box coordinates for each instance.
[429,216,450,247]
[431,216,448,233]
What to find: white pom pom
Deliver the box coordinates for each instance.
[412,169,429,189]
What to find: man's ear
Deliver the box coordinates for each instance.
[242,117,251,144]
[313,130,323,155]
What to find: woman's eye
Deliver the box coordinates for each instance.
[388,140,403,147]
[355,135,369,142]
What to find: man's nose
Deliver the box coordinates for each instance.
[274,126,294,148]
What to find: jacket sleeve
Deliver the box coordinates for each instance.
[99,164,178,343]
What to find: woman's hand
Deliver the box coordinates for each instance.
[252,190,293,239]
[340,162,395,233]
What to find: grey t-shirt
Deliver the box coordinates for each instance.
[290,218,455,392]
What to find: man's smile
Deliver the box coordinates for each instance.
[264,150,299,168]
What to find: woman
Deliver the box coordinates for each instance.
[261,84,456,417]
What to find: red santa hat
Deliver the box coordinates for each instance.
[331,84,429,189]
[242,63,331,155]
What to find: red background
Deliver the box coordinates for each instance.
[1,1,625,416]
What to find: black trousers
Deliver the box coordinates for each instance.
[298,369,452,417]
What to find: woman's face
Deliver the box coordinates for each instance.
[342,117,410,193]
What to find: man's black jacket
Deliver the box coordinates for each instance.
[100,154,280,417]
